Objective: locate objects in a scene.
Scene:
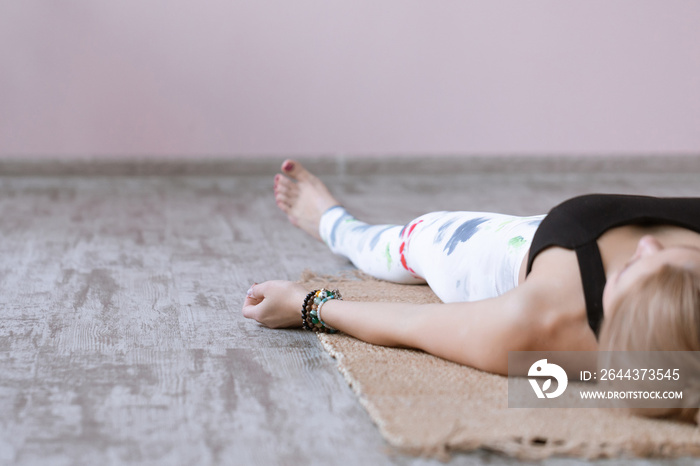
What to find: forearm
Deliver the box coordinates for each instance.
[319,294,532,375]
[320,299,435,348]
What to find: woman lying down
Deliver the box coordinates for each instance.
[242,160,700,424]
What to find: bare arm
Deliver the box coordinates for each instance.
[319,288,541,375]
[243,279,552,375]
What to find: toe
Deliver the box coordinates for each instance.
[274,176,297,198]
[273,176,284,195]
[274,173,290,190]
[281,159,296,173]
[281,159,311,182]
[275,191,291,211]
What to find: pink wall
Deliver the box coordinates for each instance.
[1,1,699,158]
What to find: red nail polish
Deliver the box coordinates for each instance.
[283,161,295,172]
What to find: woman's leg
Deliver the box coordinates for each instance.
[319,205,544,302]
[318,205,427,285]
[273,159,544,302]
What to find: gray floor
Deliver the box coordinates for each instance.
[1,156,699,466]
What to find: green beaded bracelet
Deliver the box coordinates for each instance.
[302,288,342,333]
[316,298,337,332]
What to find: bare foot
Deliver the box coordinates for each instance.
[274,159,341,241]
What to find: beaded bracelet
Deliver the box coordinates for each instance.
[301,288,342,333]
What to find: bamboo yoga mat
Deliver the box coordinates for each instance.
[299,271,700,461]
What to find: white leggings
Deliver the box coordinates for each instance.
[319,206,545,303]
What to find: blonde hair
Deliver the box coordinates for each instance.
[598,264,700,424]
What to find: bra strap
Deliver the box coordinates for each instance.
[575,241,607,337]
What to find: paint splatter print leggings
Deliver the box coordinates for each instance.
[319,206,545,303]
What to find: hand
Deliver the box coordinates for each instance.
[242,280,309,328]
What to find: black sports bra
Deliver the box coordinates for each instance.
[526,194,700,337]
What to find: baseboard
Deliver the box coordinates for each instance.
[0,154,698,176]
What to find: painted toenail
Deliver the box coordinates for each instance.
[283,161,295,172]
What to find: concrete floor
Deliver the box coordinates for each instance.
[1,156,699,465]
